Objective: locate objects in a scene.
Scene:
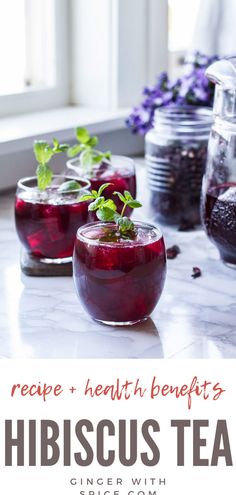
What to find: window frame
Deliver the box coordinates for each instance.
[0,0,168,190]
[0,0,168,117]
[70,0,168,109]
[0,0,70,117]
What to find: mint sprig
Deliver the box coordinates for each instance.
[68,127,111,168]
[58,180,81,193]
[113,191,142,217]
[80,183,142,238]
[36,163,53,192]
[34,139,69,190]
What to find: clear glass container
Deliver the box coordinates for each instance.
[15,175,91,263]
[73,221,166,326]
[201,57,236,268]
[67,154,136,216]
[145,106,212,227]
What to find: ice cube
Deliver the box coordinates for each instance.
[27,229,48,249]
[212,187,236,234]
[44,217,65,242]
[218,186,236,203]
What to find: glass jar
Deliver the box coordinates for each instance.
[67,154,136,216]
[15,175,91,263]
[145,106,212,227]
[73,221,166,326]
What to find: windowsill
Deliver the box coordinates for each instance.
[0,106,130,155]
[0,106,144,191]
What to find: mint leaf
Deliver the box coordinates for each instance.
[76,127,91,144]
[87,136,98,148]
[58,180,81,192]
[104,151,111,160]
[117,216,135,233]
[57,143,69,153]
[124,190,133,201]
[96,207,117,222]
[126,200,142,208]
[81,149,93,166]
[52,137,69,153]
[92,154,104,164]
[114,190,142,217]
[52,137,59,149]
[91,151,111,165]
[87,194,117,213]
[34,138,69,190]
[79,193,95,202]
[97,183,112,197]
[103,199,117,211]
[67,144,84,158]
[36,164,53,191]
[34,141,53,165]
[88,197,105,211]
[113,191,126,203]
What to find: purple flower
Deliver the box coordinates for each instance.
[126,51,219,135]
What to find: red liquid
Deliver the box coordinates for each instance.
[74,162,136,215]
[73,223,166,324]
[15,194,91,259]
[202,183,236,264]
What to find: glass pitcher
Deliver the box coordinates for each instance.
[201,57,236,268]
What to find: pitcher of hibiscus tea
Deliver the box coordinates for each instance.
[201,57,236,267]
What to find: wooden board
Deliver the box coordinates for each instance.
[20,250,73,277]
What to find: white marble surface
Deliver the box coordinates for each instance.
[0,162,236,359]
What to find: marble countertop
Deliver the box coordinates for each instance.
[0,162,236,359]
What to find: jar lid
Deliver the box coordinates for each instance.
[154,105,212,126]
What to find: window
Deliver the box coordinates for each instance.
[0,0,27,96]
[0,0,168,118]
[168,0,201,79]
[0,0,69,116]
[0,0,54,95]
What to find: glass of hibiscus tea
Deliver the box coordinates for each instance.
[15,139,91,263]
[66,127,136,216]
[73,184,166,325]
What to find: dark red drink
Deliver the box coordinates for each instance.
[15,176,91,260]
[67,155,136,215]
[73,221,166,325]
[202,183,236,266]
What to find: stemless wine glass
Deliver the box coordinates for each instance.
[73,220,166,325]
[15,175,91,263]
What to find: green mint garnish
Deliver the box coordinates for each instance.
[34,141,54,166]
[67,127,111,168]
[76,127,91,144]
[113,191,142,217]
[117,216,135,236]
[34,139,69,191]
[36,164,53,192]
[58,180,81,192]
[80,183,142,238]
[52,138,70,154]
[79,183,112,202]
